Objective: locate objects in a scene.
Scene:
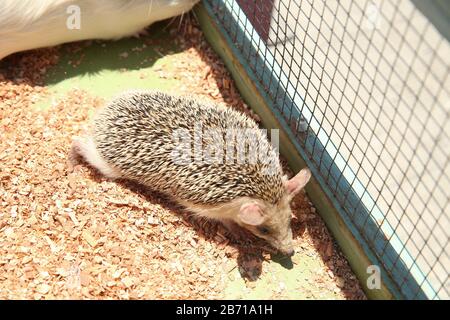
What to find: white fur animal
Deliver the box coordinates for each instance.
[0,0,199,60]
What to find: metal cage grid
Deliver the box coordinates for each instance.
[204,0,449,299]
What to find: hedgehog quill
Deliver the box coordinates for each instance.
[72,90,311,255]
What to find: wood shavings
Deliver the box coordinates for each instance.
[0,16,365,300]
[36,284,51,295]
[82,230,97,248]
[67,211,79,226]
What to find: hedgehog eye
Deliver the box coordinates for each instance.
[257,226,271,235]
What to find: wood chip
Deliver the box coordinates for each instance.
[68,211,79,226]
[36,284,51,295]
[121,276,134,288]
[82,230,97,247]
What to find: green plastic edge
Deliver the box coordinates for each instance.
[411,0,450,42]
[194,3,398,300]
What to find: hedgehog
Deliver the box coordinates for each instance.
[72,90,311,256]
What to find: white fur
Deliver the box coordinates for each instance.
[0,0,199,59]
[178,197,252,222]
[72,137,122,179]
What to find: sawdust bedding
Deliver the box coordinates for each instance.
[0,17,366,300]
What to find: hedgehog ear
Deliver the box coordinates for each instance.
[238,203,265,226]
[286,168,311,197]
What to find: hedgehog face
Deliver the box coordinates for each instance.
[236,168,312,256]
[237,199,295,256]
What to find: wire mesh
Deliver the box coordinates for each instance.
[204,0,449,299]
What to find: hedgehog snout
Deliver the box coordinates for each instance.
[274,228,295,256]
